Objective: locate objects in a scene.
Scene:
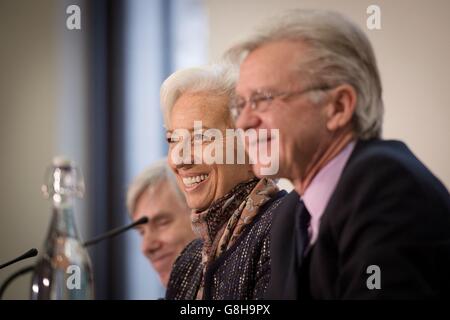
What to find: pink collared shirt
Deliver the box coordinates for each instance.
[302,141,356,245]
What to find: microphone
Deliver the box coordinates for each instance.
[0,248,38,270]
[83,216,149,247]
[0,218,148,299]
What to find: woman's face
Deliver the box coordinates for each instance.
[167,92,253,211]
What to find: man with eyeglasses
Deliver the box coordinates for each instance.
[227,9,450,299]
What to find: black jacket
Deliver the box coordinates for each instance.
[266,139,450,299]
[166,190,286,300]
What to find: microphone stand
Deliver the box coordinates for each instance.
[0,248,38,300]
[0,265,35,299]
[83,216,148,247]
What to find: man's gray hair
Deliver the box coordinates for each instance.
[160,63,237,128]
[227,9,384,139]
[126,158,186,215]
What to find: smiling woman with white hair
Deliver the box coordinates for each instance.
[161,63,286,300]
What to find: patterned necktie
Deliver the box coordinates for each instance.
[295,199,311,268]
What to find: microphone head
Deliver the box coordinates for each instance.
[27,248,38,258]
[83,216,150,248]
[0,248,39,269]
[135,216,149,225]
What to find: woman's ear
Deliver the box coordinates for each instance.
[325,84,357,132]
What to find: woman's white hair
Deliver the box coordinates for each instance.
[226,9,384,140]
[160,63,237,128]
[126,158,186,215]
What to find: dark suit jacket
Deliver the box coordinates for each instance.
[266,139,450,299]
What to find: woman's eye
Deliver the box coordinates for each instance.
[167,135,181,144]
[192,133,215,143]
[203,134,215,142]
[193,133,203,141]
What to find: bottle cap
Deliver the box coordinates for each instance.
[41,156,85,199]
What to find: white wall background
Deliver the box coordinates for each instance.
[205,0,450,189]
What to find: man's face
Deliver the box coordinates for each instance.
[235,40,330,180]
[133,180,195,287]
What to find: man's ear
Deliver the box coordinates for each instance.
[325,84,357,132]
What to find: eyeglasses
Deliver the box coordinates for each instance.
[166,130,223,146]
[230,85,332,120]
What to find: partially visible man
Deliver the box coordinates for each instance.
[229,9,450,299]
[127,159,196,287]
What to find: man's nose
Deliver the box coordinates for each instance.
[141,231,161,256]
[235,105,261,130]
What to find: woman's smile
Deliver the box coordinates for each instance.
[180,172,210,191]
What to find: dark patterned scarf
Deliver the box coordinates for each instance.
[191,177,279,299]
[191,177,259,267]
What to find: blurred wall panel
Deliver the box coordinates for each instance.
[0,0,59,299]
